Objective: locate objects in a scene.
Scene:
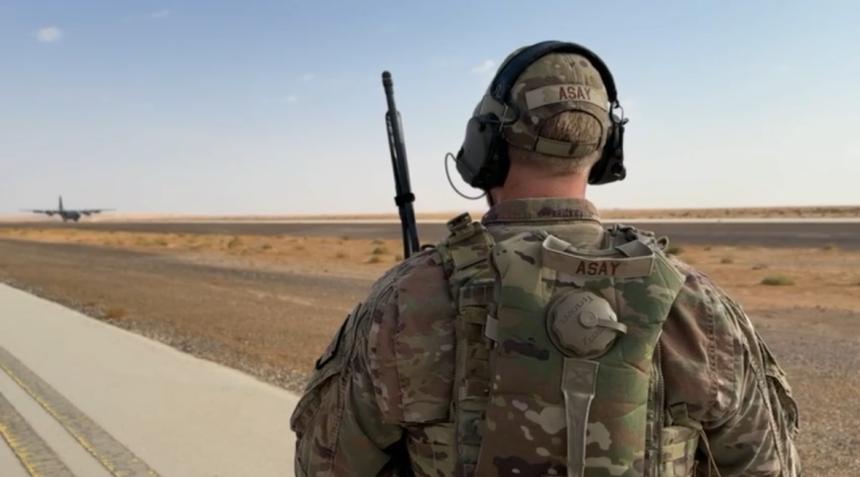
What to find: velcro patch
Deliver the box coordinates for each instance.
[524,84,608,111]
[542,235,654,278]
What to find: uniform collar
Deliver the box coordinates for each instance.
[481,197,601,225]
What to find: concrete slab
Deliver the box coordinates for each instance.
[0,367,112,477]
[0,284,298,476]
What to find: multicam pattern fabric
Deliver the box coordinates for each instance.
[477,52,612,158]
[290,198,801,477]
[473,228,686,477]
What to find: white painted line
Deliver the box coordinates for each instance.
[0,390,76,477]
[0,368,112,477]
[0,285,299,477]
[0,346,158,476]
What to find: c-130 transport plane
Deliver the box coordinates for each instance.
[22,196,113,222]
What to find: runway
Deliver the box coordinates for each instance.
[0,284,298,477]
[2,219,858,249]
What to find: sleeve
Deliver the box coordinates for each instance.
[289,301,404,477]
[699,296,801,476]
[662,263,801,477]
[290,249,452,477]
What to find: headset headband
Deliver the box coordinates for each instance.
[489,40,618,105]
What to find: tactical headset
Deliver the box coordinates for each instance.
[455,41,628,191]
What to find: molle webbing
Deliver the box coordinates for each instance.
[438,213,496,476]
[475,232,685,477]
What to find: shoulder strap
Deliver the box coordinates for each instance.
[438,213,495,277]
[437,213,496,476]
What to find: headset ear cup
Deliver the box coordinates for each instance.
[456,116,492,186]
[588,117,627,185]
[456,114,510,190]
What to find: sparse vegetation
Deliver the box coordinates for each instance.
[103,307,127,320]
[371,246,389,255]
[665,245,683,255]
[720,257,734,264]
[334,252,347,259]
[365,255,382,264]
[752,263,768,270]
[226,236,243,249]
[260,243,273,251]
[761,275,795,286]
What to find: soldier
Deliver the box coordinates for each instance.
[291,41,800,477]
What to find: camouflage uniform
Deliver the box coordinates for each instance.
[290,198,801,477]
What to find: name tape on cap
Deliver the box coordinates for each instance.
[525,84,608,112]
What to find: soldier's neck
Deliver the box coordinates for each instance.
[490,164,589,204]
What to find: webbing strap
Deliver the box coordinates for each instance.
[561,358,600,477]
[670,404,722,477]
[440,213,496,477]
[484,315,499,342]
[534,136,600,158]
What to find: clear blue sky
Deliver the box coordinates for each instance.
[2,1,858,214]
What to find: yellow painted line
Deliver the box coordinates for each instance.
[0,391,76,477]
[0,346,159,476]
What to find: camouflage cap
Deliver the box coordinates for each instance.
[498,52,611,158]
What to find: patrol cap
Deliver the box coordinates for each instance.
[491,52,611,159]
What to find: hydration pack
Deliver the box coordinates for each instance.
[436,213,698,477]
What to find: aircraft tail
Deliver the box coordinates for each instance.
[59,195,63,212]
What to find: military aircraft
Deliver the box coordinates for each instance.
[22,196,112,222]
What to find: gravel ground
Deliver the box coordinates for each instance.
[0,237,857,475]
[0,239,371,391]
[754,308,860,475]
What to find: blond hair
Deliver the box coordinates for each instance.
[508,111,606,175]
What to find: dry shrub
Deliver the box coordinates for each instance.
[227,237,243,249]
[720,257,734,264]
[260,243,273,251]
[665,245,683,255]
[365,255,382,264]
[752,264,768,270]
[761,275,794,286]
[104,307,127,320]
[334,252,347,259]
[371,246,389,255]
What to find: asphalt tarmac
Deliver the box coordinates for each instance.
[2,220,859,248]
